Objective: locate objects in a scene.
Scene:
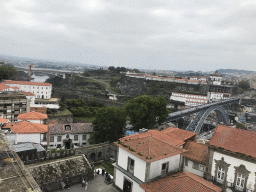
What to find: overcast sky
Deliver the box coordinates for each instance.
[1,0,256,71]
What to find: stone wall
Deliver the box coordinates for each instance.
[27,155,94,191]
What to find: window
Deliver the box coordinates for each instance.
[199,164,204,172]
[236,174,245,189]
[192,162,199,170]
[74,135,78,141]
[50,136,54,142]
[217,167,225,181]
[161,162,169,175]
[185,159,188,167]
[57,136,62,142]
[57,144,61,148]
[83,135,87,140]
[37,87,39,89]
[46,87,48,89]
[42,87,43,89]
[65,125,71,131]
[127,157,135,174]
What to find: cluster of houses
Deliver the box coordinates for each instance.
[0,111,93,162]
[113,125,256,192]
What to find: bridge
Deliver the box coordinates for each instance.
[17,67,83,79]
[167,98,240,134]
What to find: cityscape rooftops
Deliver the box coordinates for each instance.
[17,111,48,120]
[48,123,93,135]
[22,92,35,96]
[115,132,187,162]
[209,124,256,158]
[4,80,52,86]
[162,127,196,142]
[3,121,48,134]
[183,140,208,165]
[0,83,10,91]
[140,171,222,192]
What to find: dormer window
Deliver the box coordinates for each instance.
[65,125,71,131]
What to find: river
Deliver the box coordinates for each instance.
[31,74,49,83]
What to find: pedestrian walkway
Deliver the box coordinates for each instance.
[55,174,119,192]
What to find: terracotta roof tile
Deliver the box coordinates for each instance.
[4,121,48,134]
[22,92,35,96]
[49,123,93,135]
[183,141,208,165]
[162,127,196,142]
[12,86,19,90]
[0,83,10,91]
[0,118,9,123]
[210,125,256,158]
[4,80,51,86]
[115,130,186,162]
[17,111,48,120]
[120,130,185,147]
[140,171,222,192]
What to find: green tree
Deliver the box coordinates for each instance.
[91,106,126,143]
[0,65,18,80]
[238,80,250,90]
[125,95,168,131]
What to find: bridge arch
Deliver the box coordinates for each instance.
[186,105,229,134]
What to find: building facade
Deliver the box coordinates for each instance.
[0,92,30,122]
[48,123,93,149]
[4,80,52,99]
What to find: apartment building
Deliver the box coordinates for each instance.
[4,80,52,99]
[0,92,30,122]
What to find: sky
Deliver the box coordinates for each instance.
[1,0,256,72]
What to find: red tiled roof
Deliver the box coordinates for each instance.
[183,141,208,165]
[162,127,196,142]
[0,83,10,91]
[115,130,186,162]
[210,125,256,158]
[12,86,19,90]
[30,107,47,114]
[121,130,185,147]
[4,121,48,134]
[0,118,9,123]
[140,171,222,192]
[22,92,35,96]
[17,111,48,120]
[4,80,51,86]
[48,123,93,134]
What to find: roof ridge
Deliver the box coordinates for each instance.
[185,172,220,191]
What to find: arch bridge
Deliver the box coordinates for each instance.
[167,98,240,134]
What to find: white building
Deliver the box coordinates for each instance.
[48,123,93,149]
[4,80,52,99]
[17,111,48,124]
[207,125,256,192]
[207,92,230,102]
[183,140,208,178]
[209,72,223,85]
[113,129,187,192]
[171,92,208,107]
[22,92,35,105]
[3,120,48,147]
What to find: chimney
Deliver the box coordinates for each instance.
[139,128,148,134]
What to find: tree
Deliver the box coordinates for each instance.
[91,106,126,143]
[125,95,168,131]
[238,80,250,90]
[108,66,115,72]
[0,65,18,81]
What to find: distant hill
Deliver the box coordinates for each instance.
[217,69,256,74]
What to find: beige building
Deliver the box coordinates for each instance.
[0,92,30,122]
